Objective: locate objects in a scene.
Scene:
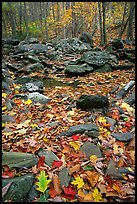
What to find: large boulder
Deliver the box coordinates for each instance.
[28,92,51,104]
[79,32,93,47]
[80,51,117,67]
[4,38,20,46]
[55,38,92,54]
[76,94,109,110]
[15,43,49,54]
[2,174,34,202]
[110,38,124,50]
[56,123,99,138]
[64,64,94,75]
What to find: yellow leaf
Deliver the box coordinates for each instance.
[92,188,103,202]
[30,124,39,129]
[24,99,32,105]
[43,137,49,142]
[71,176,84,189]
[121,102,133,112]
[67,110,75,116]
[69,141,81,151]
[2,93,8,98]
[2,122,5,128]
[2,106,7,111]
[98,116,107,124]
[90,155,98,163]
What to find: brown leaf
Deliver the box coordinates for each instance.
[69,164,81,175]
[53,174,62,195]
[85,171,99,187]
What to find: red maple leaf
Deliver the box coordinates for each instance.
[52,160,63,168]
[72,134,80,141]
[62,185,76,200]
[37,155,45,168]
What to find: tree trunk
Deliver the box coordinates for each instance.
[72,2,76,38]
[7,2,16,38]
[127,2,135,41]
[39,2,43,38]
[98,2,103,45]
[45,2,49,42]
[23,2,29,38]
[119,2,127,38]
[102,2,107,45]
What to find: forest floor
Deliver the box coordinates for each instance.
[2,44,135,202]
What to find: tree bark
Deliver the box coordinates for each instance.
[7,2,16,38]
[119,2,127,38]
[72,2,76,38]
[102,2,107,45]
[98,2,103,45]
[127,2,135,41]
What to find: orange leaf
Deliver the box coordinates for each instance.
[86,171,99,187]
[49,188,57,198]
[53,174,62,195]
[69,164,81,175]
[14,99,22,105]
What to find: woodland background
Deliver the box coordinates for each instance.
[2,2,135,45]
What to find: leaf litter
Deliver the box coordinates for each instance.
[2,62,135,202]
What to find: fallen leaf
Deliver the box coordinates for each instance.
[92,188,103,202]
[53,174,62,195]
[38,156,45,168]
[69,141,81,151]
[52,160,63,168]
[69,164,81,175]
[36,170,51,193]
[86,171,99,187]
[72,134,80,141]
[78,189,93,201]
[71,176,84,189]
[24,99,32,105]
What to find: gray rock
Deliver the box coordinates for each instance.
[76,94,109,110]
[112,132,134,141]
[80,142,102,159]
[2,115,16,123]
[27,55,40,63]
[58,168,71,187]
[28,92,51,104]
[4,38,20,46]
[79,32,93,47]
[15,76,38,84]
[111,38,124,50]
[94,63,112,72]
[64,64,94,75]
[85,130,99,138]
[105,159,124,180]
[2,174,34,202]
[28,184,40,201]
[80,51,117,67]
[116,80,135,99]
[2,151,38,168]
[55,38,92,54]
[38,149,59,167]
[124,92,135,105]
[22,82,43,93]
[15,43,48,54]
[105,117,116,126]
[25,63,44,72]
[56,123,99,138]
